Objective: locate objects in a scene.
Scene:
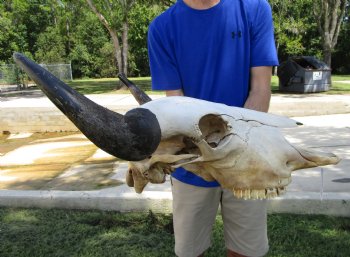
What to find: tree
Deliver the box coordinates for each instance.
[85,0,136,77]
[69,11,115,78]
[313,0,347,67]
[35,26,66,63]
[0,0,31,61]
[332,10,350,73]
[270,0,321,57]
[128,3,162,76]
[269,0,315,74]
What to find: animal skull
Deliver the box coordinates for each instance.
[13,53,340,199]
[127,97,340,199]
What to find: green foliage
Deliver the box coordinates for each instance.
[1,0,350,76]
[270,0,322,62]
[88,0,125,27]
[332,20,350,74]
[98,42,118,78]
[128,3,163,76]
[0,2,27,61]
[35,26,66,63]
[68,11,113,78]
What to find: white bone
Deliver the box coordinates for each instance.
[127,96,340,199]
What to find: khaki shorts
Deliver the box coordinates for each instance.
[171,177,269,257]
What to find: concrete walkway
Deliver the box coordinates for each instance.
[0,91,350,216]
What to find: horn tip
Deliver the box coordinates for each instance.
[13,52,23,60]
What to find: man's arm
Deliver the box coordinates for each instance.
[165,89,184,96]
[244,66,272,113]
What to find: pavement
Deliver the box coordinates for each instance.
[0,90,350,216]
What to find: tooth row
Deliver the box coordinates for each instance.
[232,187,286,200]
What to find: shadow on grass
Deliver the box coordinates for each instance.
[0,208,349,257]
[267,213,350,257]
[67,80,119,94]
[0,208,175,257]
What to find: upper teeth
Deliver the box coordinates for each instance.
[232,187,286,200]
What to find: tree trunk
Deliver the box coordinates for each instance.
[122,21,129,77]
[323,45,332,68]
[85,0,123,76]
[314,0,347,68]
[110,29,123,75]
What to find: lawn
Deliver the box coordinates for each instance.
[0,208,349,257]
[270,75,350,94]
[64,75,350,95]
[67,77,155,95]
[3,75,349,96]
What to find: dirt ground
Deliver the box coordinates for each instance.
[0,132,124,190]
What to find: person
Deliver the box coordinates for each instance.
[147,0,278,256]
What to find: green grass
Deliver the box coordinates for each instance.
[68,75,350,96]
[332,75,350,81]
[271,75,350,94]
[2,75,349,96]
[66,77,156,95]
[0,208,349,257]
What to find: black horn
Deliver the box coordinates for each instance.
[117,73,152,105]
[13,52,161,161]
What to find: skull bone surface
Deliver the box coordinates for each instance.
[127,96,340,199]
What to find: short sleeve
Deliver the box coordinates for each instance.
[147,21,182,91]
[250,0,279,67]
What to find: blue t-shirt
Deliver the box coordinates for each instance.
[148,0,279,187]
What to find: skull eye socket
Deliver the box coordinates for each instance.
[199,114,229,148]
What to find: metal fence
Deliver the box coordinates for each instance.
[0,63,72,92]
[40,63,73,81]
[0,64,17,84]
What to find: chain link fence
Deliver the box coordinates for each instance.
[0,63,72,92]
[0,64,21,92]
[40,63,73,81]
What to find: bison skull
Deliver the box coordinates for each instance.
[13,53,340,199]
[126,97,340,199]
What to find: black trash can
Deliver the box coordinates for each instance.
[277,56,331,93]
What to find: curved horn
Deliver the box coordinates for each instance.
[13,52,161,161]
[117,73,152,105]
